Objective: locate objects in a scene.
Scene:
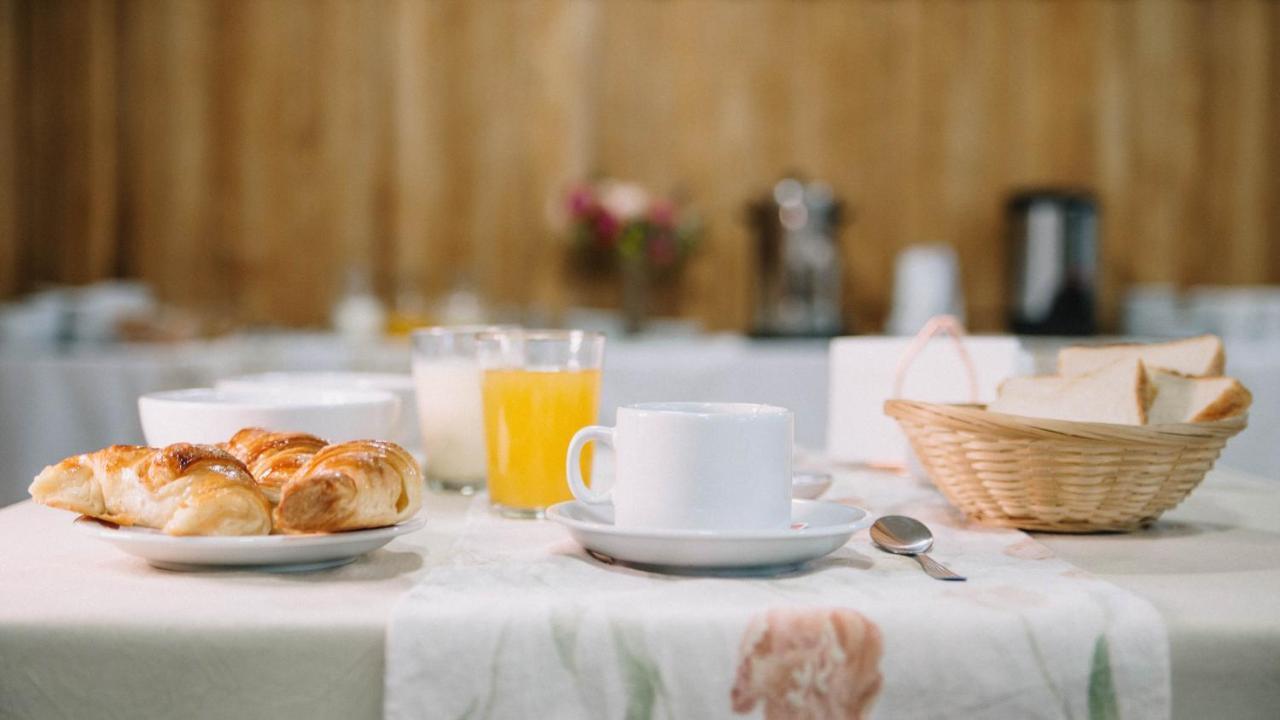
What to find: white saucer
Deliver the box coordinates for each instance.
[547,500,870,575]
[73,514,427,572]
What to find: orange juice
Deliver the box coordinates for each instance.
[483,368,601,513]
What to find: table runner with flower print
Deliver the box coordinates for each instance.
[386,470,1168,720]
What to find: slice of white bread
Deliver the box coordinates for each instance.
[1148,369,1252,424]
[1058,334,1224,377]
[990,358,1153,425]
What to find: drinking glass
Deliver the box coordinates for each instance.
[411,325,513,494]
[478,329,605,518]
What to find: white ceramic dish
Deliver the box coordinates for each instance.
[216,372,419,451]
[138,387,400,447]
[73,514,427,572]
[547,499,870,575]
[792,471,834,499]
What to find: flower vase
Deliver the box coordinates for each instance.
[621,258,648,335]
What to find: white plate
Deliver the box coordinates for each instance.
[73,514,427,572]
[547,500,870,576]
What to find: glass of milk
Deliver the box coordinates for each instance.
[411,326,514,494]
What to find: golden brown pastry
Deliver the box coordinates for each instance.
[274,440,423,534]
[29,443,272,536]
[222,427,328,503]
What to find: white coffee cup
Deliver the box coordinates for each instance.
[566,402,793,531]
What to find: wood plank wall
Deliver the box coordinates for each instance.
[2,0,1277,331]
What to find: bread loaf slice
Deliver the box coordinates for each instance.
[989,358,1152,425]
[1058,334,1224,377]
[1148,369,1252,424]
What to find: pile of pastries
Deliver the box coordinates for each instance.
[28,428,423,536]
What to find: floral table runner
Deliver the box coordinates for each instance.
[385,470,1169,719]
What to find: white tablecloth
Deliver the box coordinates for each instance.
[1,468,1278,719]
[386,471,1168,719]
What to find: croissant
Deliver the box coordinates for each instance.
[222,427,328,503]
[29,443,272,536]
[273,439,423,533]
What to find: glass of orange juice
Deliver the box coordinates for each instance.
[478,329,605,518]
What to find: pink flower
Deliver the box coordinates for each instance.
[593,212,620,246]
[649,198,677,229]
[943,585,1049,611]
[567,186,595,218]
[1004,538,1054,561]
[731,608,883,720]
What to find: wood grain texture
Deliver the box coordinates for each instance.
[0,0,17,298]
[2,0,1277,331]
[1273,0,1280,283]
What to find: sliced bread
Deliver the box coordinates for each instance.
[990,358,1152,425]
[1058,334,1224,377]
[1148,369,1252,424]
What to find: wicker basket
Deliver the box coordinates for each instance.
[884,399,1248,533]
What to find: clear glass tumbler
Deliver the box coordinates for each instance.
[478,329,605,518]
[411,325,513,494]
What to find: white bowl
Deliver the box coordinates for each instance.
[138,387,400,448]
[216,372,419,451]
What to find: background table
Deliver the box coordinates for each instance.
[1,467,1277,720]
[2,333,1277,507]
[0,334,833,507]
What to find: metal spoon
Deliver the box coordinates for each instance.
[870,515,966,581]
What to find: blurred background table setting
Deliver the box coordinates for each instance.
[2,1,1280,718]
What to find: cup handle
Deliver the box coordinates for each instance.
[566,425,614,505]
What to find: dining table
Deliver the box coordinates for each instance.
[1,465,1277,720]
[2,332,1278,509]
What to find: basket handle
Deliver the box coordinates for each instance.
[891,315,979,402]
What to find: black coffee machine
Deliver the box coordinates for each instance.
[1006,189,1099,335]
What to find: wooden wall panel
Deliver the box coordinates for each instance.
[118,0,213,311]
[1273,0,1280,283]
[1200,0,1271,285]
[3,0,1278,332]
[14,0,117,290]
[0,0,17,298]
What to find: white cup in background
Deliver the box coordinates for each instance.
[886,243,965,336]
[566,402,793,531]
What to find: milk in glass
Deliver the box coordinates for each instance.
[413,358,487,491]
[411,325,508,494]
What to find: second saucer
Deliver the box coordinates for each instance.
[547,499,870,575]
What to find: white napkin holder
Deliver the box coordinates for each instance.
[827,329,1029,467]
